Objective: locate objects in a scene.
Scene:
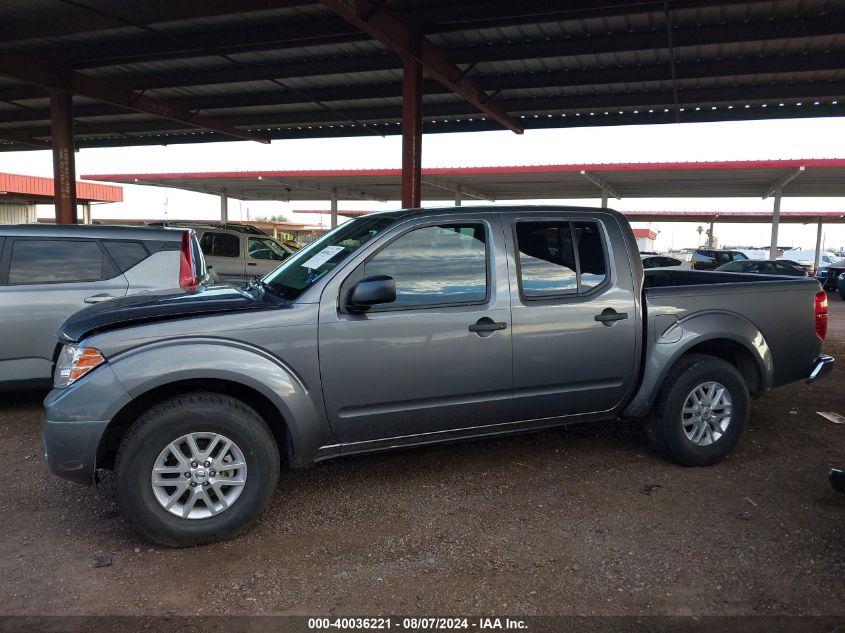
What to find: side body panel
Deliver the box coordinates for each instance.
[317,213,513,445]
[503,210,642,421]
[83,305,334,466]
[122,250,180,291]
[625,279,822,418]
[0,251,128,381]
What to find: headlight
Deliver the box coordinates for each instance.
[54,346,106,389]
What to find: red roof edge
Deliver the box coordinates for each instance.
[0,172,123,203]
[81,158,845,182]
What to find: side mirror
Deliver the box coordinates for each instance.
[347,275,396,312]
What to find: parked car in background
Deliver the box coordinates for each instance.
[814,261,845,295]
[641,255,690,270]
[0,224,206,389]
[192,226,295,284]
[690,248,748,270]
[42,206,833,546]
[717,259,808,276]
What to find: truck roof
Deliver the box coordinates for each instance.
[371,204,624,221]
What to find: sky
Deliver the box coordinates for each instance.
[1,116,844,253]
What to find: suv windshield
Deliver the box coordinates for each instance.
[264,215,397,300]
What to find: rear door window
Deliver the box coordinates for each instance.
[515,220,607,298]
[200,232,240,258]
[6,239,115,284]
[102,240,149,273]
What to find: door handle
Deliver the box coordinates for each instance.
[469,318,507,334]
[594,308,628,326]
[247,262,258,266]
[84,293,116,304]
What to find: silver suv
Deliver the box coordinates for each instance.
[0,224,206,389]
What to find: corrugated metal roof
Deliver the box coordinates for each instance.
[0,1,842,151]
[81,159,845,203]
[0,172,123,202]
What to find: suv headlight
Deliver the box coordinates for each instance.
[54,345,106,388]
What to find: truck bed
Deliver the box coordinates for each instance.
[643,269,823,389]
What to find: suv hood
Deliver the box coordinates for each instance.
[59,285,282,343]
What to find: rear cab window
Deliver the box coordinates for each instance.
[514,220,608,298]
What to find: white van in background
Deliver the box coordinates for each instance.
[779,249,842,269]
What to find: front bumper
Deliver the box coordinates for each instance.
[41,364,131,485]
[806,354,835,384]
[42,417,110,484]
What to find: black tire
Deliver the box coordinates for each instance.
[645,354,749,467]
[115,392,280,547]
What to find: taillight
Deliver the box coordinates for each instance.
[179,231,198,289]
[815,290,828,341]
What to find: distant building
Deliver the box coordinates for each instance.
[0,172,122,223]
[633,228,657,252]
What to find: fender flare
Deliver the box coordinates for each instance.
[623,310,773,418]
[107,338,333,465]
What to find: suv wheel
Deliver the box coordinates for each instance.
[646,354,749,466]
[115,392,280,547]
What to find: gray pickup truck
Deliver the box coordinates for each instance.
[42,206,833,546]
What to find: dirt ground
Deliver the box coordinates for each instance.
[0,298,843,619]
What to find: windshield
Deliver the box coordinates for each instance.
[263,215,397,300]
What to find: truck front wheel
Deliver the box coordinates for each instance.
[114,392,280,547]
[646,354,749,466]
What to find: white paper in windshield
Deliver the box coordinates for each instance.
[301,245,345,269]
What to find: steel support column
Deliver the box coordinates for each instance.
[601,189,608,209]
[82,202,91,224]
[814,219,823,270]
[454,186,462,206]
[769,188,782,258]
[330,188,338,229]
[220,188,228,223]
[401,52,422,209]
[50,90,77,224]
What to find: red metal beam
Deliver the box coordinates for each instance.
[0,53,269,145]
[401,53,423,208]
[50,90,77,225]
[318,0,523,135]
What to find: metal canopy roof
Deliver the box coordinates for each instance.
[83,159,845,203]
[0,172,122,204]
[0,0,844,151]
[295,208,845,224]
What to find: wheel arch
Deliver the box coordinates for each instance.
[96,339,333,470]
[624,311,773,419]
[96,378,292,470]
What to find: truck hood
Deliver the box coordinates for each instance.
[59,285,283,343]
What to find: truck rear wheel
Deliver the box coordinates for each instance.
[114,392,280,547]
[646,354,749,466]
